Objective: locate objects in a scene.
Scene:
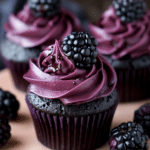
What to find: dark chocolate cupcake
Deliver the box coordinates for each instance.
[0,0,83,91]
[1,40,41,91]
[89,0,150,102]
[24,32,118,150]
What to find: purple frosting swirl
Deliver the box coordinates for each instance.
[5,4,82,49]
[89,6,150,60]
[24,40,117,105]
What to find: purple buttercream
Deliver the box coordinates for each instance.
[89,6,150,60]
[5,4,82,49]
[24,40,117,105]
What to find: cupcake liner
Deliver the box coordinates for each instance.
[1,56,29,92]
[26,98,118,150]
[116,67,150,102]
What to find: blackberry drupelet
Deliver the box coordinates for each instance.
[0,119,11,148]
[28,0,60,17]
[0,89,19,120]
[62,32,98,69]
[109,122,149,150]
[112,0,146,23]
[134,103,150,138]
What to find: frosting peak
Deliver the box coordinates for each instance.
[38,40,75,76]
[5,4,83,49]
[89,6,150,60]
[24,40,117,105]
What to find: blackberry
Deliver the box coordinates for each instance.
[62,32,98,69]
[0,119,11,148]
[134,103,150,138]
[112,0,146,23]
[109,122,149,150]
[28,0,60,17]
[0,89,19,120]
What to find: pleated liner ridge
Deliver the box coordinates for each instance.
[26,98,118,150]
[1,56,29,92]
[116,67,150,102]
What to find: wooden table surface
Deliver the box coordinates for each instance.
[0,69,150,150]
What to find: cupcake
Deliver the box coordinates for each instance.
[0,0,83,91]
[24,32,118,149]
[89,0,150,102]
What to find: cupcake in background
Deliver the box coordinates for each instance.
[89,0,150,102]
[24,32,118,149]
[0,0,83,92]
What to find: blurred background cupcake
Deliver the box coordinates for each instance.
[75,0,150,22]
[1,0,150,70]
[0,0,26,70]
[89,0,150,102]
[0,0,85,92]
[24,32,118,149]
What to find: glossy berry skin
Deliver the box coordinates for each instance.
[62,32,98,69]
[112,0,146,23]
[0,119,11,148]
[109,122,149,150]
[28,0,60,17]
[0,89,19,120]
[134,103,150,138]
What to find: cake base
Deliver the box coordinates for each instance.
[0,39,41,92]
[26,90,119,150]
[2,57,29,92]
[106,55,150,102]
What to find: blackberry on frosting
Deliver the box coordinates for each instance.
[112,0,146,23]
[62,32,98,69]
[28,0,60,17]
[109,122,149,150]
[134,103,150,138]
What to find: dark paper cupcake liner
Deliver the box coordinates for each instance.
[26,98,118,150]
[2,56,29,92]
[116,67,150,102]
